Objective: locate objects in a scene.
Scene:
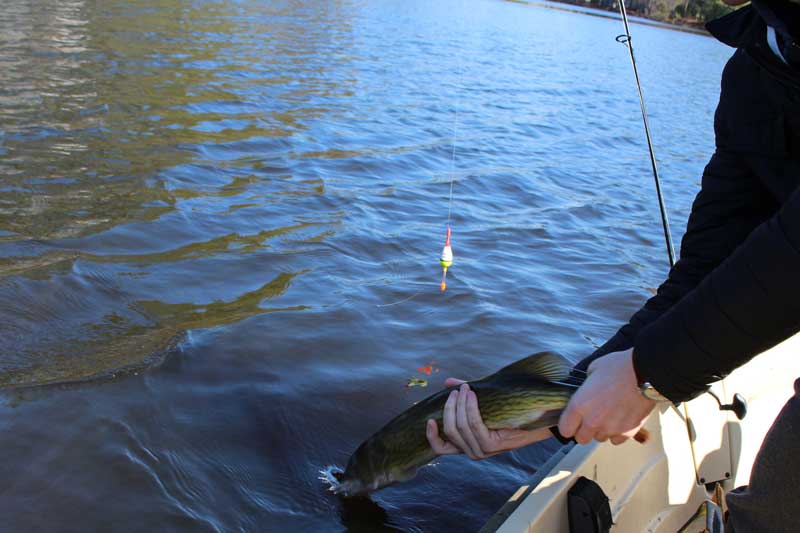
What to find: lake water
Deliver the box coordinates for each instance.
[0,0,732,531]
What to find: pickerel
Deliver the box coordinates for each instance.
[332,351,576,497]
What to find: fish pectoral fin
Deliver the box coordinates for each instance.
[493,351,571,383]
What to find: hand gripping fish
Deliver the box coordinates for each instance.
[330,352,579,497]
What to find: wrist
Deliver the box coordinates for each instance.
[631,348,670,403]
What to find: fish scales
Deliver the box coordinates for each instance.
[333,352,576,496]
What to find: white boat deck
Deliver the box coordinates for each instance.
[483,333,800,532]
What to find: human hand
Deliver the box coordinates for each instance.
[558,348,656,445]
[426,380,552,460]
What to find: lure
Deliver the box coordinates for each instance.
[439,226,453,291]
[417,365,438,375]
[405,376,429,388]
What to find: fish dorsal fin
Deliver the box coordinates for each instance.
[493,351,571,383]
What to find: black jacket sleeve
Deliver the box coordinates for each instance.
[575,148,777,373]
[634,182,800,402]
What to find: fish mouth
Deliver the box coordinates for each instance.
[319,465,346,490]
[319,466,365,497]
[333,476,378,498]
[319,465,385,498]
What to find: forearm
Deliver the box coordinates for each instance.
[634,185,800,402]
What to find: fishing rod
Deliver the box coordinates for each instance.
[614,5,753,424]
[615,1,677,268]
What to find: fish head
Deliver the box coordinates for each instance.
[333,437,408,497]
[333,440,384,497]
[332,471,382,498]
[334,466,415,498]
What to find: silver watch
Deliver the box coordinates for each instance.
[640,381,670,402]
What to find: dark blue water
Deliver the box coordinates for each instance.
[0,0,731,531]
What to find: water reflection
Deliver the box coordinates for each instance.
[135,270,309,331]
[0,0,351,386]
[1,269,307,388]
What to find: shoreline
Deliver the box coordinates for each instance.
[509,0,715,36]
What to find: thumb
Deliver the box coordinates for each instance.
[444,377,466,388]
[558,402,582,439]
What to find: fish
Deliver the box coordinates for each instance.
[332,351,576,497]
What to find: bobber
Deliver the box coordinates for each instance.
[440,226,453,291]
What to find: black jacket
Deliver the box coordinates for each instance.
[580,6,800,403]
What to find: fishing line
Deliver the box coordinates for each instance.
[446,52,461,226]
[615,1,676,268]
[375,291,421,308]
[377,14,464,306]
[438,22,463,292]
[380,11,463,305]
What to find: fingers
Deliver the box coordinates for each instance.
[455,385,485,459]
[560,393,641,445]
[431,384,553,459]
[559,349,657,446]
[609,425,647,446]
[440,384,496,460]
[442,390,474,458]
[565,414,648,446]
[444,377,466,388]
[622,425,644,439]
[426,419,460,455]
[574,412,639,444]
[573,420,597,445]
[632,428,650,444]
[465,390,495,451]
[557,399,582,441]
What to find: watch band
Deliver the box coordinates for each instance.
[640,381,670,403]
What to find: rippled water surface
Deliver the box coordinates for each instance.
[0,0,731,530]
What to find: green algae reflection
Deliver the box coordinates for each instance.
[1,271,308,389]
